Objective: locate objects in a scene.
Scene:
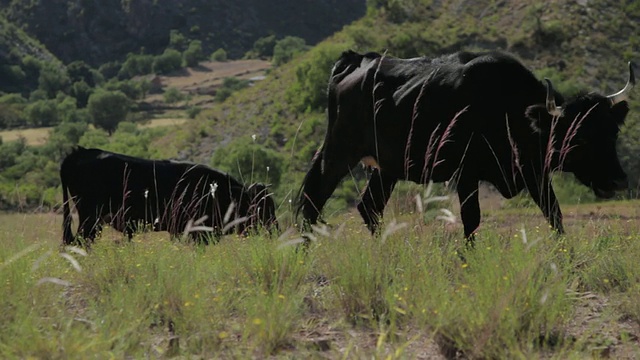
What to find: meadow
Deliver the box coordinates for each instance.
[2,191,640,359]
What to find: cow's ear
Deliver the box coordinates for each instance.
[525,104,552,133]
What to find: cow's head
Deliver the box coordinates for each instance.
[526,62,635,198]
[246,183,279,233]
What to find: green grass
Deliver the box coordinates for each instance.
[2,204,640,358]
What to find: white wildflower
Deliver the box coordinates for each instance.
[210,182,218,199]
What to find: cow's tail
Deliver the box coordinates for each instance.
[61,156,75,245]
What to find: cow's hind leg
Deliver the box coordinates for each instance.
[357,169,397,234]
[76,205,102,246]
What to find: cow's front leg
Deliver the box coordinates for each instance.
[298,150,358,231]
[456,180,480,246]
[357,169,397,234]
[525,174,564,235]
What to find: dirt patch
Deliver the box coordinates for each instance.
[0,127,50,146]
[144,59,271,108]
[564,293,640,358]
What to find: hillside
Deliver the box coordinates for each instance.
[170,0,640,198]
[0,0,366,66]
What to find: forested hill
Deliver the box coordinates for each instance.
[172,0,640,204]
[0,0,365,65]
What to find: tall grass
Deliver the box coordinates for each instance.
[1,209,640,357]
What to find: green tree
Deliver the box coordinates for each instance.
[67,60,96,87]
[98,61,122,80]
[38,62,70,99]
[0,94,27,129]
[183,40,204,67]
[153,49,183,74]
[272,36,308,66]
[87,89,130,135]
[70,80,93,108]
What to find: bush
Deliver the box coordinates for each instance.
[103,79,149,100]
[210,136,285,189]
[210,48,228,62]
[215,77,249,102]
[249,35,277,59]
[286,42,348,112]
[273,36,308,66]
[98,61,122,80]
[119,53,154,79]
[183,40,204,67]
[186,106,202,119]
[163,87,185,104]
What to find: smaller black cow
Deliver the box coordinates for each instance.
[61,147,278,245]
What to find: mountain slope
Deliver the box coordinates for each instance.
[1,0,366,65]
[169,0,640,194]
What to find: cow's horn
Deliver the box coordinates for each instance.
[607,62,636,105]
[545,78,562,117]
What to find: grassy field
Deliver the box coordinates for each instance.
[2,197,640,358]
[0,118,189,146]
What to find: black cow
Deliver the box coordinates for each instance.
[297,50,634,241]
[61,147,278,245]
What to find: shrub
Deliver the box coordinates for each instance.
[119,53,154,79]
[210,136,285,189]
[215,77,249,102]
[286,42,348,112]
[249,35,277,59]
[186,106,202,119]
[183,40,204,67]
[153,49,183,75]
[163,87,185,104]
[210,48,228,62]
[25,99,59,127]
[272,36,308,66]
[38,62,70,99]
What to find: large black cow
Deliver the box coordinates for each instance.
[297,50,635,241]
[61,147,278,245]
